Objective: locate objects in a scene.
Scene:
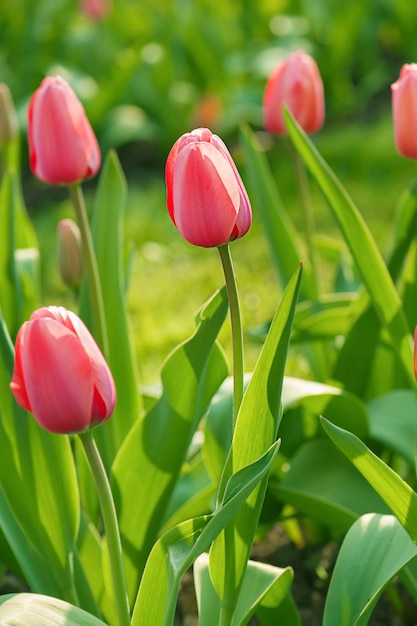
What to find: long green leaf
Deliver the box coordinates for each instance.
[0,594,107,626]
[240,125,315,300]
[284,108,415,387]
[321,418,417,543]
[209,264,302,611]
[131,441,279,626]
[323,514,417,626]
[111,287,229,604]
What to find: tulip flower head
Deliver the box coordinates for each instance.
[80,0,111,20]
[391,64,417,159]
[166,128,252,248]
[28,76,101,185]
[10,307,116,434]
[263,50,325,135]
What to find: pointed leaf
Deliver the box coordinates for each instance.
[131,441,280,626]
[210,264,302,608]
[111,287,229,603]
[321,418,417,543]
[284,108,415,387]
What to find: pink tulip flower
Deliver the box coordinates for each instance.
[10,306,116,434]
[391,64,417,159]
[166,128,252,248]
[80,0,110,20]
[28,76,101,185]
[263,50,325,135]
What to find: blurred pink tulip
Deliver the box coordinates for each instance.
[28,76,101,185]
[10,306,116,434]
[80,0,110,20]
[166,128,252,248]
[263,50,325,135]
[391,64,417,159]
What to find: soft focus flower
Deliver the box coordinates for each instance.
[263,50,325,135]
[10,306,116,434]
[28,76,101,185]
[57,219,83,287]
[166,127,252,248]
[391,64,417,159]
[80,0,111,20]
[0,84,18,147]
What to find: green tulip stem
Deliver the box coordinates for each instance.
[293,148,319,295]
[79,430,131,626]
[68,183,109,358]
[218,243,244,427]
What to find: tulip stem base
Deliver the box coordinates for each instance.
[79,430,130,626]
[68,183,109,358]
[218,243,244,426]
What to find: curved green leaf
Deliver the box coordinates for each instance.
[0,594,107,626]
[111,287,229,603]
[284,108,415,388]
[323,514,417,626]
[194,553,298,626]
[210,264,302,611]
[131,441,280,626]
[321,417,417,543]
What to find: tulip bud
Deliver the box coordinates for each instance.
[80,0,111,20]
[10,306,116,434]
[28,76,101,185]
[263,49,325,135]
[57,219,83,287]
[0,84,18,147]
[166,127,252,248]
[391,64,417,159]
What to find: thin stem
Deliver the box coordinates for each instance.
[68,183,109,358]
[79,430,130,626]
[292,148,319,295]
[217,243,244,427]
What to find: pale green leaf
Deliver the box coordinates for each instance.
[323,514,417,626]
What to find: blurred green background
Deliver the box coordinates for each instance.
[3,0,417,381]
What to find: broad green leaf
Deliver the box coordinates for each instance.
[111,287,229,603]
[281,376,368,441]
[240,125,315,299]
[284,108,415,388]
[0,487,62,596]
[210,264,302,610]
[321,418,417,543]
[367,390,417,465]
[0,594,107,626]
[273,440,389,533]
[131,441,280,626]
[80,150,141,469]
[194,552,296,626]
[0,313,80,602]
[292,296,355,343]
[323,514,417,626]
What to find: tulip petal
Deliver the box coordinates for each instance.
[172,142,240,247]
[21,319,95,433]
[10,323,32,412]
